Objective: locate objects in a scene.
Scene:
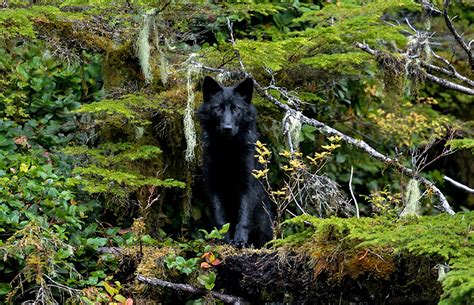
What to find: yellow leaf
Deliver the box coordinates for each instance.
[20,163,29,173]
[252,169,269,179]
[104,282,119,296]
[279,150,291,158]
[321,143,341,151]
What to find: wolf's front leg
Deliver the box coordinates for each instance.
[233,192,255,247]
[209,193,230,242]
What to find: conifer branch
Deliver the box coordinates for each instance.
[136,275,245,304]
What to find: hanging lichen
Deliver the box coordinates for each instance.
[282,111,302,153]
[137,9,155,84]
[400,178,422,217]
[216,71,232,83]
[153,19,170,85]
[183,54,200,162]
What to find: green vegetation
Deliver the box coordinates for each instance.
[275,212,474,304]
[0,0,472,303]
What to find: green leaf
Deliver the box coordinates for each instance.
[86,237,108,249]
[197,272,216,290]
[219,223,230,234]
[0,283,12,295]
[114,294,127,303]
[140,234,158,245]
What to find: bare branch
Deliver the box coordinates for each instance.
[349,166,360,218]
[411,135,456,175]
[443,176,474,194]
[424,73,474,95]
[442,0,473,70]
[136,275,246,304]
[421,52,474,87]
[226,17,246,73]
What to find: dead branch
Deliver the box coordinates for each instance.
[421,56,474,87]
[442,0,473,70]
[424,73,474,95]
[443,176,474,194]
[136,275,246,304]
[355,42,474,95]
[411,135,456,173]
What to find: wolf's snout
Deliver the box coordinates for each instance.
[222,124,233,132]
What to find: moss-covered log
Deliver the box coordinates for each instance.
[124,213,473,304]
[216,251,440,304]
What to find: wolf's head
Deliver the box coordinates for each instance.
[198,76,255,138]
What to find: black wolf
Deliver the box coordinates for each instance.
[198,76,273,247]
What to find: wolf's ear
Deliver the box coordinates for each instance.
[203,76,222,102]
[234,77,254,104]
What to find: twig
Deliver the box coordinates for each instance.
[226,17,246,73]
[136,275,246,304]
[443,176,474,194]
[411,135,456,173]
[420,0,442,15]
[442,0,473,70]
[349,166,360,218]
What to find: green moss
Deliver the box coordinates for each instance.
[0,6,90,40]
[446,138,474,153]
[273,213,474,303]
[299,52,372,74]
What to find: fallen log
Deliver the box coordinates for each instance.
[136,275,246,304]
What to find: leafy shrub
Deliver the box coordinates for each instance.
[0,42,118,303]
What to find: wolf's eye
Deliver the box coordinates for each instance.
[231,105,241,113]
[212,105,223,112]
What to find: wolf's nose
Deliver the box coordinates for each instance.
[223,125,233,132]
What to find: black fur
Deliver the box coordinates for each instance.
[198,76,273,247]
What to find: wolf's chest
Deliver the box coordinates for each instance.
[208,151,252,188]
